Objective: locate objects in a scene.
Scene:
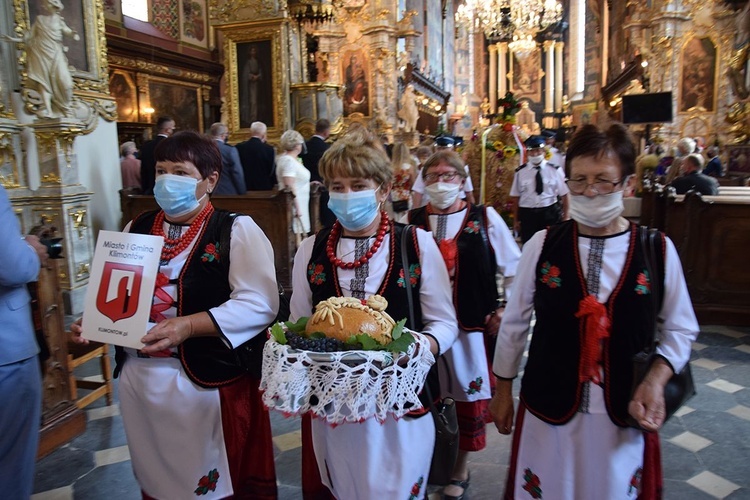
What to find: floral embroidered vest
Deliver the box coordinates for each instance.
[308,223,439,415]
[123,209,249,388]
[307,222,424,331]
[521,220,663,426]
[408,204,499,331]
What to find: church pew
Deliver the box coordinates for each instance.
[663,191,750,325]
[120,188,297,291]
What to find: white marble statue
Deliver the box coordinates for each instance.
[398,84,419,133]
[4,0,79,118]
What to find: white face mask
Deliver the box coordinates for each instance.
[568,191,625,228]
[529,154,544,165]
[425,182,462,210]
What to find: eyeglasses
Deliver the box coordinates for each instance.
[565,178,623,195]
[424,171,460,183]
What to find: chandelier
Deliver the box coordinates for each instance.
[456,0,563,58]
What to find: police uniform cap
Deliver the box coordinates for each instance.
[525,135,546,149]
[435,136,455,147]
[541,129,556,139]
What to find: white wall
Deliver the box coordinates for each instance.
[76,119,122,232]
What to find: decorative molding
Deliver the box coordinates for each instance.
[108,55,215,83]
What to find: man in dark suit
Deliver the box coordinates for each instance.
[671,153,720,195]
[703,146,723,177]
[209,122,245,195]
[139,116,175,194]
[236,121,276,191]
[301,119,335,226]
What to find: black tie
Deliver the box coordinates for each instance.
[535,166,543,195]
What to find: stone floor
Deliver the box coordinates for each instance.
[32,324,750,499]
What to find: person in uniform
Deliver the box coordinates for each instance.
[510,135,569,244]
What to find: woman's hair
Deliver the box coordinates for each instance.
[279,130,304,152]
[120,141,136,157]
[416,146,433,162]
[677,137,697,156]
[319,127,393,187]
[565,123,636,178]
[421,151,468,179]
[154,130,221,179]
[391,142,416,171]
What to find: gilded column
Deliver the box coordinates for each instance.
[555,42,564,113]
[498,42,508,98]
[489,44,498,114]
[544,41,555,114]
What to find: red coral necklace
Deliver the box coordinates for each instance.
[151,203,214,261]
[326,211,390,269]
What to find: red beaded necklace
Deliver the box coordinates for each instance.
[326,211,390,269]
[151,203,214,261]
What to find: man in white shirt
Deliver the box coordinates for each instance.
[510,135,569,243]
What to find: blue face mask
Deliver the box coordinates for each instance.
[328,189,380,231]
[154,174,204,218]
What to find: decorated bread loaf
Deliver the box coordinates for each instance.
[305,295,396,344]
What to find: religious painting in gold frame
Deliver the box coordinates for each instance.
[341,48,370,118]
[146,77,204,132]
[510,50,542,102]
[572,102,598,127]
[223,22,285,141]
[108,70,138,123]
[679,36,718,114]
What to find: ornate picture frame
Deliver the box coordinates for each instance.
[223,22,286,142]
[108,70,138,123]
[679,35,718,114]
[23,0,109,91]
[146,76,204,132]
[572,102,598,127]
[341,47,370,118]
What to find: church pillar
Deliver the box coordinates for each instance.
[498,42,508,99]
[489,44,498,114]
[544,41,555,115]
[555,41,564,113]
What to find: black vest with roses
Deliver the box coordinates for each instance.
[521,220,663,426]
[123,209,249,388]
[308,222,440,415]
[408,204,499,331]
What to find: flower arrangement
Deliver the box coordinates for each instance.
[497,91,521,123]
[485,139,521,161]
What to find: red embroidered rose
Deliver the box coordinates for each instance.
[307,263,327,285]
[635,270,651,295]
[201,242,221,263]
[194,468,220,495]
[522,468,542,498]
[540,261,562,289]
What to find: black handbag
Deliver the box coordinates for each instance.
[627,227,696,429]
[400,225,459,485]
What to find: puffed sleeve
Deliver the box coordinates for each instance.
[415,228,459,355]
[209,216,279,348]
[492,229,546,379]
[655,236,699,372]
[486,206,521,278]
[289,234,316,322]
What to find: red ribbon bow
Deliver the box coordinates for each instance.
[574,294,611,384]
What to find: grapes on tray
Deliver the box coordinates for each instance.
[286,332,350,353]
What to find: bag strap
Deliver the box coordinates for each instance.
[401,224,416,331]
[639,226,664,350]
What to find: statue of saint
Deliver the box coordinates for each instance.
[4,0,79,118]
[479,97,491,117]
[397,84,419,133]
[516,101,536,133]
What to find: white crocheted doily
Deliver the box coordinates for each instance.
[260,331,434,424]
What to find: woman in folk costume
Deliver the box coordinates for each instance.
[72,131,279,499]
[490,124,699,499]
[404,150,521,499]
[291,128,458,499]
